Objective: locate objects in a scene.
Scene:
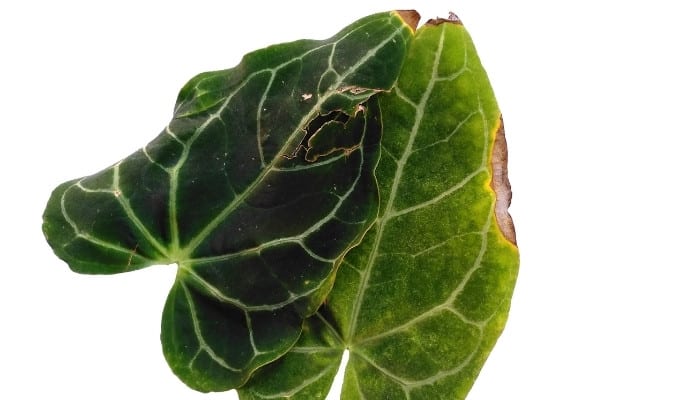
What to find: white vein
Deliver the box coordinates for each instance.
[354,350,412,396]
[380,144,399,164]
[179,263,328,312]
[410,231,481,259]
[435,36,471,82]
[248,362,339,399]
[392,87,417,108]
[318,311,345,345]
[256,73,277,169]
[410,111,478,154]
[112,162,169,256]
[388,167,486,220]
[186,235,332,265]
[165,124,187,252]
[165,124,186,145]
[244,310,268,357]
[63,163,169,260]
[341,259,362,275]
[141,146,168,172]
[180,282,242,373]
[59,185,146,261]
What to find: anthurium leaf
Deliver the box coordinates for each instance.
[42,11,418,392]
[238,16,519,400]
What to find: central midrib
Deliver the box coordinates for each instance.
[346,26,447,342]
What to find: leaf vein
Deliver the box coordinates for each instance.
[112,162,169,257]
[410,111,478,154]
[141,146,169,172]
[347,24,448,341]
[388,167,486,220]
[181,264,328,312]
[249,362,338,399]
[180,282,242,373]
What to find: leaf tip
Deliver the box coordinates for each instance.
[491,116,517,245]
[425,11,463,26]
[394,10,420,32]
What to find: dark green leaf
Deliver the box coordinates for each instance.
[42,11,416,391]
[239,16,519,399]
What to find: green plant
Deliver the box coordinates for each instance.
[43,10,518,399]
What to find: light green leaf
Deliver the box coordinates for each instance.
[42,11,417,392]
[239,16,519,399]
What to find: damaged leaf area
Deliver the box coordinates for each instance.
[42,9,518,399]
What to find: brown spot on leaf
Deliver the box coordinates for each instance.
[426,12,463,26]
[491,116,517,245]
[395,10,420,32]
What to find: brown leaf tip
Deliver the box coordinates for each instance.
[491,116,517,245]
[426,11,463,26]
[395,10,420,32]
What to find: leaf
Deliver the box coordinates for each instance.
[238,16,519,400]
[42,11,418,392]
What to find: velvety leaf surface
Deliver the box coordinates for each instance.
[42,11,416,392]
[238,17,519,400]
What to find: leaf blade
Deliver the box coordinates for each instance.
[42,11,415,391]
[339,19,519,399]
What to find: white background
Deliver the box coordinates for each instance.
[2,1,699,398]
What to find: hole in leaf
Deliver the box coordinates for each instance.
[289,108,360,161]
